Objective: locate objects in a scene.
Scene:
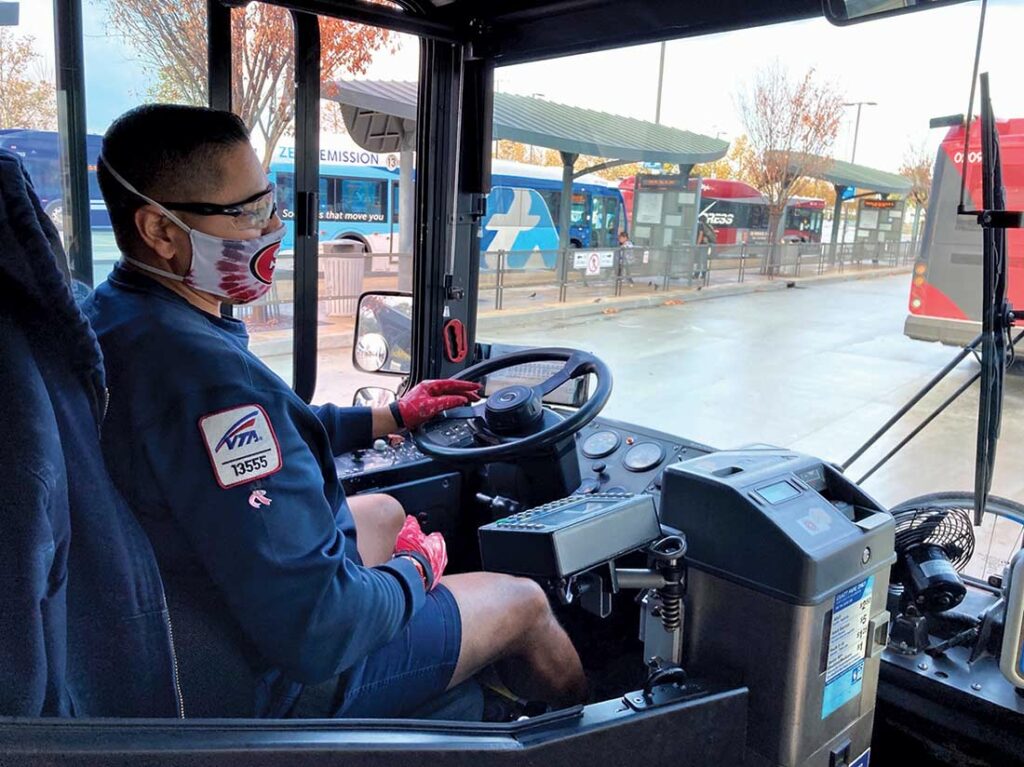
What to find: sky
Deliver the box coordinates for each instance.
[13,0,1024,176]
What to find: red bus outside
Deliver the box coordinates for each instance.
[904,117,1024,346]
[618,176,825,247]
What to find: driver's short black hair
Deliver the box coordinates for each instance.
[97,104,250,252]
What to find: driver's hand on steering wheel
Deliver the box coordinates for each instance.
[395,379,482,430]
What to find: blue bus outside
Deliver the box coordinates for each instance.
[0,130,108,232]
[268,142,402,255]
[488,159,627,252]
[268,151,626,267]
[3,132,627,275]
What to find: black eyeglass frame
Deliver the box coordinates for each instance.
[158,183,276,219]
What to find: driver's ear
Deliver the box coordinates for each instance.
[135,205,182,262]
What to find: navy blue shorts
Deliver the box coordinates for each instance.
[293,583,463,719]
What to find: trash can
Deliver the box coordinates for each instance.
[321,239,365,317]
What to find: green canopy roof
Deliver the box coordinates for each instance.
[785,153,912,195]
[331,80,728,165]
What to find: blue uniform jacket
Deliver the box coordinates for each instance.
[83,265,426,715]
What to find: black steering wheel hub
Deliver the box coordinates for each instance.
[484,385,543,434]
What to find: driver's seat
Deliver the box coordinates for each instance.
[0,149,180,717]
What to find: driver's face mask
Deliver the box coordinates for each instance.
[101,155,284,304]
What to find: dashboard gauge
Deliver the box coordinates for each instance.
[623,442,665,472]
[582,430,621,459]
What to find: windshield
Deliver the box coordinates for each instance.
[479,1,1023,581]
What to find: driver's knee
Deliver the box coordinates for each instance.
[349,493,406,561]
[378,494,406,538]
[504,577,558,648]
[355,492,404,527]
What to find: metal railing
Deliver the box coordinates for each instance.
[477,241,919,311]
[233,239,918,322]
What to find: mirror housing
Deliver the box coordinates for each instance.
[353,291,412,375]
[352,386,398,408]
[823,0,971,26]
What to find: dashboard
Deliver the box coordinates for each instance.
[335,414,715,507]
[571,416,714,507]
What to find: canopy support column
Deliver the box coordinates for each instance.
[559,151,579,252]
[829,185,846,264]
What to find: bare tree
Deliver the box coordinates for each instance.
[900,142,932,249]
[0,29,57,130]
[737,62,844,271]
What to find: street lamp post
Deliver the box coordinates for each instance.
[840,101,877,244]
[655,41,666,124]
[844,100,877,164]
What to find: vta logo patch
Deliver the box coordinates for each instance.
[199,404,282,489]
[215,410,263,452]
[249,242,279,285]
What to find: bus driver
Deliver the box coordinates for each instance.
[83,104,586,719]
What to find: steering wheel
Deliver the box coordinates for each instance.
[411,347,612,462]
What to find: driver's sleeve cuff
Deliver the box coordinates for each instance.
[311,405,373,454]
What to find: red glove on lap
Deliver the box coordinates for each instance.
[396,379,481,430]
[393,515,448,590]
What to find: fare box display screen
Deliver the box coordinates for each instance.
[757,480,800,505]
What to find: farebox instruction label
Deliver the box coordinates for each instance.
[822,576,873,719]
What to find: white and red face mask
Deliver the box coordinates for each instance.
[102,156,284,304]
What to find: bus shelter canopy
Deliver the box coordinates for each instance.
[785,153,912,195]
[329,79,729,166]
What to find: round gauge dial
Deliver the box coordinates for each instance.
[623,442,665,472]
[581,430,621,459]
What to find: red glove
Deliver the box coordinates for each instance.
[393,515,447,590]
[396,379,481,430]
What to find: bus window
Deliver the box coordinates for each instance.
[226,4,296,383]
[0,11,66,263]
[591,193,619,247]
[539,188,561,224]
[570,193,587,225]
[78,1,209,285]
[340,178,386,220]
[310,20,418,408]
[274,171,296,221]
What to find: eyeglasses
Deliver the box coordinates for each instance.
[159,184,278,230]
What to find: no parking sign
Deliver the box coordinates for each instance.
[573,250,614,275]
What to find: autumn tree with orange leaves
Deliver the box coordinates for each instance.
[900,142,932,247]
[106,1,393,167]
[0,29,57,131]
[737,62,844,267]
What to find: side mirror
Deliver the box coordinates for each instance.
[353,291,412,375]
[823,0,970,26]
[352,386,398,408]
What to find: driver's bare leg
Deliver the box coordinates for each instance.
[442,572,586,707]
[349,493,405,567]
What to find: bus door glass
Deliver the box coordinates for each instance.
[570,192,588,245]
[591,193,619,247]
[310,21,419,407]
